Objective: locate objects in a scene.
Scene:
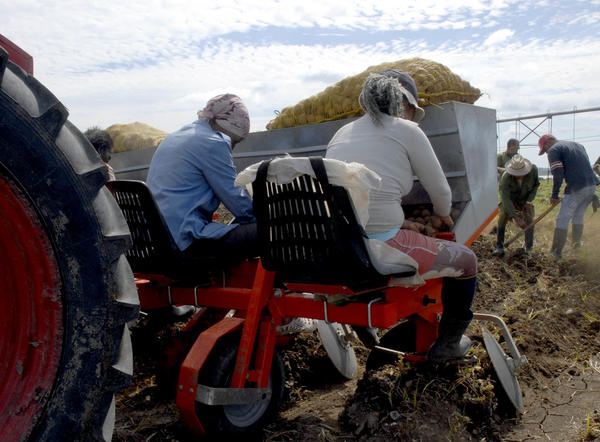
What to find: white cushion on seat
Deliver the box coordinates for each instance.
[237,157,428,285]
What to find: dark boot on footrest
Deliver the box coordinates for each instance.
[427,317,472,363]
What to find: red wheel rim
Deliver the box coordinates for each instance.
[0,173,63,441]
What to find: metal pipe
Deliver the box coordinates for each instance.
[497,106,600,123]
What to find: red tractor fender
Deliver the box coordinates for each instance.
[0,34,33,75]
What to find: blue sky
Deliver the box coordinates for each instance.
[2,0,600,168]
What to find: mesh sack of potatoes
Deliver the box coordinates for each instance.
[106,122,168,153]
[266,58,481,130]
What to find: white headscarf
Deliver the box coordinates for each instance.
[197,93,250,139]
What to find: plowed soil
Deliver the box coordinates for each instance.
[114,218,600,441]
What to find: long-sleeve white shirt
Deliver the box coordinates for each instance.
[326,114,451,234]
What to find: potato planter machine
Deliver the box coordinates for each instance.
[108,103,527,436]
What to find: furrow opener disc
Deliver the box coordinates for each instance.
[316,321,358,380]
[482,326,524,413]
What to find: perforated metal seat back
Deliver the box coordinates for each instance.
[106,180,210,280]
[252,158,389,291]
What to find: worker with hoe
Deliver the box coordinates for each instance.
[538,134,598,259]
[497,138,520,177]
[326,70,478,363]
[492,154,540,256]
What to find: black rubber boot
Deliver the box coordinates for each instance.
[427,317,472,363]
[551,228,568,259]
[427,277,476,363]
[492,227,506,256]
[572,224,583,249]
[525,227,534,251]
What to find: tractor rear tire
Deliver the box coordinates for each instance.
[0,48,139,441]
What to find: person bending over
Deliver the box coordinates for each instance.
[492,154,539,256]
[538,134,598,258]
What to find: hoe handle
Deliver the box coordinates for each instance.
[504,200,561,247]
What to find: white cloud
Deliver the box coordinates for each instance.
[2,0,600,167]
[483,29,515,46]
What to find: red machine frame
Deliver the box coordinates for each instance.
[135,259,443,435]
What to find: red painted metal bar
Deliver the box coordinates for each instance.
[247,319,278,386]
[230,262,275,389]
[176,316,245,435]
[282,282,372,295]
[268,279,443,329]
[413,314,440,353]
[136,271,444,330]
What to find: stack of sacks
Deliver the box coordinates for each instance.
[266,58,481,130]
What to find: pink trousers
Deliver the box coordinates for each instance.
[385,229,477,277]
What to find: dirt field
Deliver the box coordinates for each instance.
[114,202,600,441]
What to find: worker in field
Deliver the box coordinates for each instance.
[85,126,116,180]
[326,70,477,363]
[497,138,520,177]
[492,155,540,256]
[592,156,600,211]
[147,94,258,262]
[538,134,598,258]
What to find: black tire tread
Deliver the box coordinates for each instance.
[0,47,138,441]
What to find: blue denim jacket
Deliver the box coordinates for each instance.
[147,120,254,250]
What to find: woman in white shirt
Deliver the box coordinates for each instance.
[326,70,477,363]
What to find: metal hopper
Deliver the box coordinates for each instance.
[234,101,498,245]
[111,101,497,245]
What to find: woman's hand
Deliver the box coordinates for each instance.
[434,215,454,230]
[402,220,425,233]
